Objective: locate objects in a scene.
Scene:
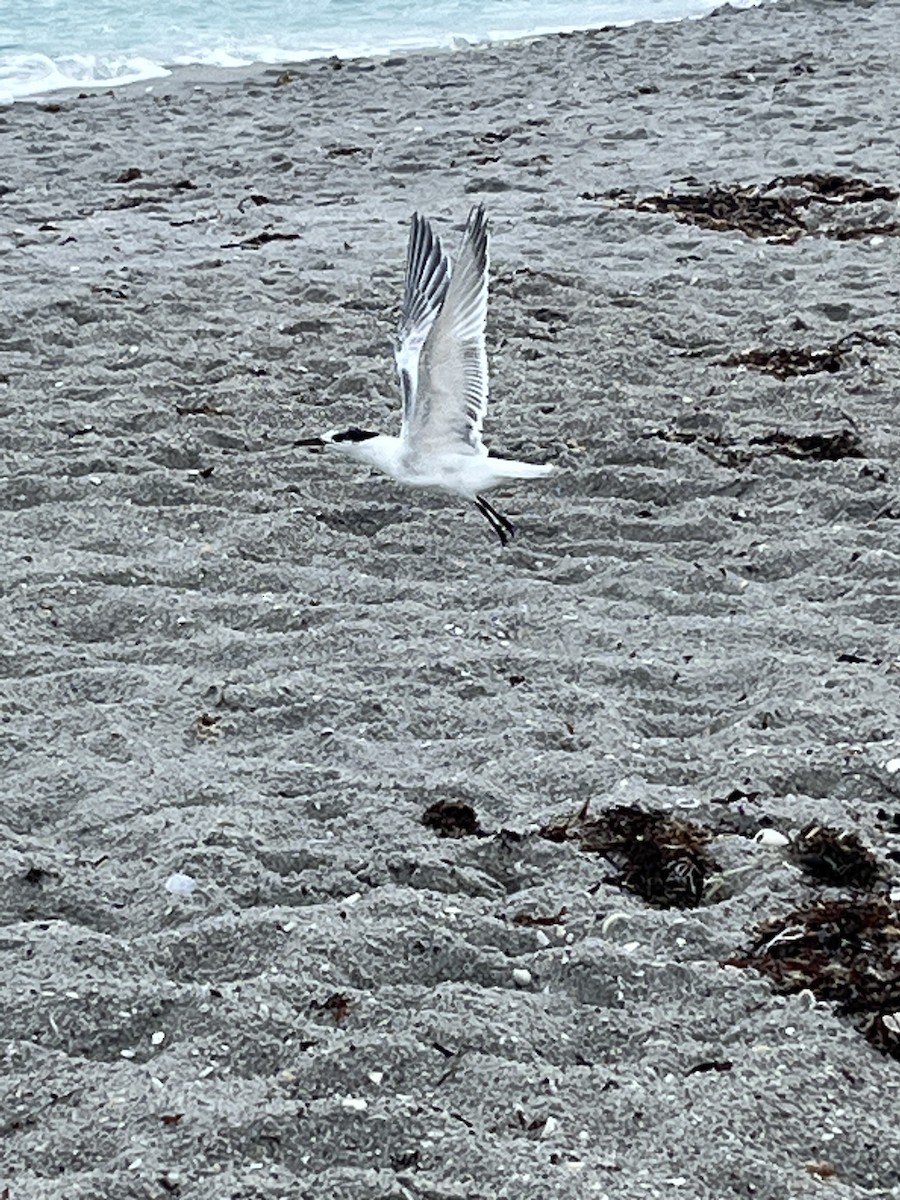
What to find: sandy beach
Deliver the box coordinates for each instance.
[2,0,900,1196]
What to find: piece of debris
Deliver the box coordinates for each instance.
[175,401,227,417]
[512,906,568,927]
[596,181,807,241]
[588,173,900,242]
[192,711,220,740]
[804,1161,838,1181]
[311,991,353,1024]
[421,799,482,838]
[222,230,302,250]
[237,193,271,211]
[748,427,864,462]
[116,166,143,183]
[90,284,128,301]
[832,223,900,241]
[685,1060,733,1075]
[716,329,886,379]
[725,897,900,1059]
[789,823,883,889]
[540,802,718,908]
[772,173,897,204]
[641,426,751,470]
[326,145,370,159]
[643,424,865,468]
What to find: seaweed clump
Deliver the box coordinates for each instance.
[586,172,900,242]
[716,331,886,380]
[607,181,807,241]
[642,423,865,467]
[790,822,884,890]
[725,897,900,1059]
[421,799,482,838]
[748,427,865,462]
[539,802,717,909]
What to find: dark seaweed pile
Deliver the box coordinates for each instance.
[587,173,900,242]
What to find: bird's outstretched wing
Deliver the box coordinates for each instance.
[394,213,451,433]
[397,205,489,458]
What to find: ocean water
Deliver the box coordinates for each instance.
[0,0,760,102]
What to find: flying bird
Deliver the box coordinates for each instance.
[297,206,555,544]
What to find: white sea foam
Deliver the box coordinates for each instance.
[0,52,169,104]
[1,0,763,102]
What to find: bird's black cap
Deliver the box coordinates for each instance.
[331,428,379,443]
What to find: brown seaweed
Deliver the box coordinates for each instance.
[643,424,866,467]
[717,331,886,379]
[421,799,482,838]
[540,802,717,908]
[748,428,864,462]
[789,822,883,890]
[587,173,900,242]
[725,897,900,1059]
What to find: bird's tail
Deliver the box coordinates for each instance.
[490,459,556,482]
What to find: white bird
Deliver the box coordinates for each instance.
[297,206,555,545]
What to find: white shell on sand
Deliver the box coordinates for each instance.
[754,829,791,848]
[164,872,197,895]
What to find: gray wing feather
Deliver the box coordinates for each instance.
[401,205,490,457]
[394,213,451,429]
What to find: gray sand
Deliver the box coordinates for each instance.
[2,0,900,1195]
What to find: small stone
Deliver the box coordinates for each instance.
[512,967,532,987]
[164,872,196,895]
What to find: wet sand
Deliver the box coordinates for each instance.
[2,0,900,1196]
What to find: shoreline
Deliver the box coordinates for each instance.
[5,0,766,105]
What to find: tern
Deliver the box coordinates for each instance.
[297,206,555,544]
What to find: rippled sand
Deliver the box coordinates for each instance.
[2,2,900,1196]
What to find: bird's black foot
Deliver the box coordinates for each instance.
[475,495,516,546]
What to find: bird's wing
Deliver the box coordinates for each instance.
[399,205,489,457]
[394,213,451,435]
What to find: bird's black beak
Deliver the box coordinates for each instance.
[295,436,325,452]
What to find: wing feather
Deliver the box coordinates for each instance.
[400,205,490,457]
[394,213,451,428]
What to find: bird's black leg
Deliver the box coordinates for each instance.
[475,496,516,546]
[475,497,507,545]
